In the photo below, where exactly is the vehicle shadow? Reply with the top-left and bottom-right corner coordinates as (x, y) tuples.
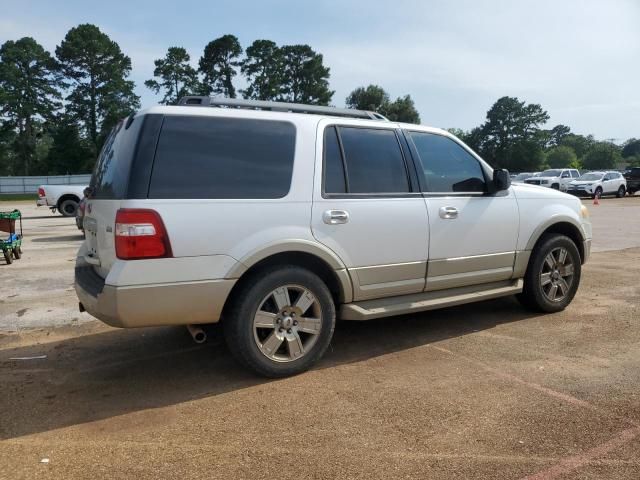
(31, 234), (84, 243)
(0, 296), (542, 440)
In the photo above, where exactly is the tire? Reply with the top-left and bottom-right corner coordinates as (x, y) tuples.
(12, 247), (21, 260)
(551, 183), (560, 190)
(59, 198), (78, 217)
(593, 187), (603, 199)
(517, 233), (581, 313)
(223, 266), (336, 378)
(3, 249), (13, 265)
(616, 185), (625, 198)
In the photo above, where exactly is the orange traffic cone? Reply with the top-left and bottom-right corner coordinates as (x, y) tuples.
(593, 192), (600, 205)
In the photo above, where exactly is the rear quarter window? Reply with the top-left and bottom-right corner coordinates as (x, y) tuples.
(90, 116), (144, 199)
(149, 116), (296, 199)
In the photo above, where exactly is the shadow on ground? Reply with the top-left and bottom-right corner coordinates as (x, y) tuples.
(0, 296), (543, 440)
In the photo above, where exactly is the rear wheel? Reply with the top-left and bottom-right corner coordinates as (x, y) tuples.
(59, 198), (78, 217)
(12, 247), (21, 260)
(616, 185), (626, 198)
(223, 266), (336, 377)
(3, 249), (12, 264)
(517, 234), (581, 312)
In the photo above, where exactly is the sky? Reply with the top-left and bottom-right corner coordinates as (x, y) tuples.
(2, 0), (639, 140)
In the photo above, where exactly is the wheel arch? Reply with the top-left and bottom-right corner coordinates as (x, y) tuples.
(222, 243), (353, 321)
(526, 220), (586, 264)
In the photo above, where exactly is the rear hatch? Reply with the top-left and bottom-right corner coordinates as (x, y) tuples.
(82, 115), (148, 279)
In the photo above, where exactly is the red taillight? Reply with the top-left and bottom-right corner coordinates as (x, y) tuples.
(38, 187), (45, 198)
(114, 209), (172, 260)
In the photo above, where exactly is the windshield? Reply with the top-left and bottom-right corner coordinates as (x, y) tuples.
(540, 169), (562, 177)
(579, 173), (603, 181)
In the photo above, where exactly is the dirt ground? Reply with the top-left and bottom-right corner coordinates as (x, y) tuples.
(1, 197), (639, 479)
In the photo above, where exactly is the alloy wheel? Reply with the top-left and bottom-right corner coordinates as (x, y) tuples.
(252, 284), (323, 362)
(540, 247), (575, 302)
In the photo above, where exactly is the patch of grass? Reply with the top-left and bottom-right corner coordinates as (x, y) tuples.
(0, 194), (37, 201)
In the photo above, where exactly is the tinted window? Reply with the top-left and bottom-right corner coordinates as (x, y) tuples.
(149, 116), (296, 199)
(323, 127), (346, 194)
(91, 116), (143, 199)
(571, 170), (580, 178)
(337, 127), (409, 194)
(409, 132), (486, 192)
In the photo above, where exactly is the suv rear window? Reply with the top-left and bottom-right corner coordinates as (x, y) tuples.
(149, 116), (296, 199)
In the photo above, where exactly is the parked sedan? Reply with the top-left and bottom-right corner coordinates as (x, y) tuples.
(567, 171), (627, 198)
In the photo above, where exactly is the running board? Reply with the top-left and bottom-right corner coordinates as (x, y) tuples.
(339, 279), (523, 321)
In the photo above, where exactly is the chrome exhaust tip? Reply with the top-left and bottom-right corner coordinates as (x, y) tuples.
(186, 324), (207, 344)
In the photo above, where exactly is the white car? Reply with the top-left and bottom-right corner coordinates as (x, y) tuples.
(74, 97), (592, 377)
(37, 184), (88, 217)
(567, 171), (627, 199)
(524, 168), (581, 191)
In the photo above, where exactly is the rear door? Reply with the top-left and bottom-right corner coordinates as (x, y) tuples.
(406, 130), (519, 291)
(311, 122), (429, 301)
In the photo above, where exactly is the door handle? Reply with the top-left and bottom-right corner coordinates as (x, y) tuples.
(323, 209), (349, 225)
(439, 206), (459, 219)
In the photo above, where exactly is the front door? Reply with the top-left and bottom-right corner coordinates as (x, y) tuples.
(406, 130), (519, 291)
(311, 122), (429, 301)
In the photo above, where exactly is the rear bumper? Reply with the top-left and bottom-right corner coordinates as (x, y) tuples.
(75, 261), (236, 328)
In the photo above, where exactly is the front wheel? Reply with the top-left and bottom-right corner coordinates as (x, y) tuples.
(517, 234), (581, 313)
(3, 249), (13, 265)
(223, 266), (336, 377)
(593, 187), (603, 199)
(616, 185), (626, 198)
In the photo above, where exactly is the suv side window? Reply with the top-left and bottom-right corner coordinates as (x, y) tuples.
(323, 126), (410, 194)
(571, 170), (580, 178)
(408, 131), (486, 193)
(603, 173), (613, 180)
(149, 116), (296, 199)
(561, 170), (570, 178)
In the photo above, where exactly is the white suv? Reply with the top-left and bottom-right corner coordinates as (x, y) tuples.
(567, 171), (627, 199)
(75, 97), (592, 377)
(524, 168), (581, 191)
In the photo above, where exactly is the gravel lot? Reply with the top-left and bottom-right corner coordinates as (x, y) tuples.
(1, 196), (639, 479)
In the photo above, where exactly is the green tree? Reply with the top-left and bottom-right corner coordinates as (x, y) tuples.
(346, 85), (420, 123)
(199, 34), (242, 98)
(385, 95), (420, 123)
(622, 138), (640, 158)
(582, 142), (621, 170)
(558, 133), (595, 159)
(545, 124), (571, 147)
(56, 24), (140, 153)
(241, 40), (283, 100)
(546, 145), (578, 168)
(279, 45), (333, 105)
(0, 37), (62, 175)
(145, 47), (201, 105)
(346, 85), (389, 111)
(46, 115), (94, 173)
(478, 96), (549, 170)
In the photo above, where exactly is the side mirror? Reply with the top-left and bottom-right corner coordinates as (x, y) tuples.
(493, 169), (511, 192)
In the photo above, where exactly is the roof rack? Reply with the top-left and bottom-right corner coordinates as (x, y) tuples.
(177, 96), (388, 121)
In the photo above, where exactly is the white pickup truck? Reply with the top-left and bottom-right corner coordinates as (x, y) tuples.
(37, 184), (87, 217)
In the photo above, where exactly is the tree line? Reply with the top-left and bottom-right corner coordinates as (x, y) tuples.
(0, 24), (637, 176)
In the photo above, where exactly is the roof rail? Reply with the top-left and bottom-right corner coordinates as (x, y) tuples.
(177, 96), (388, 121)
